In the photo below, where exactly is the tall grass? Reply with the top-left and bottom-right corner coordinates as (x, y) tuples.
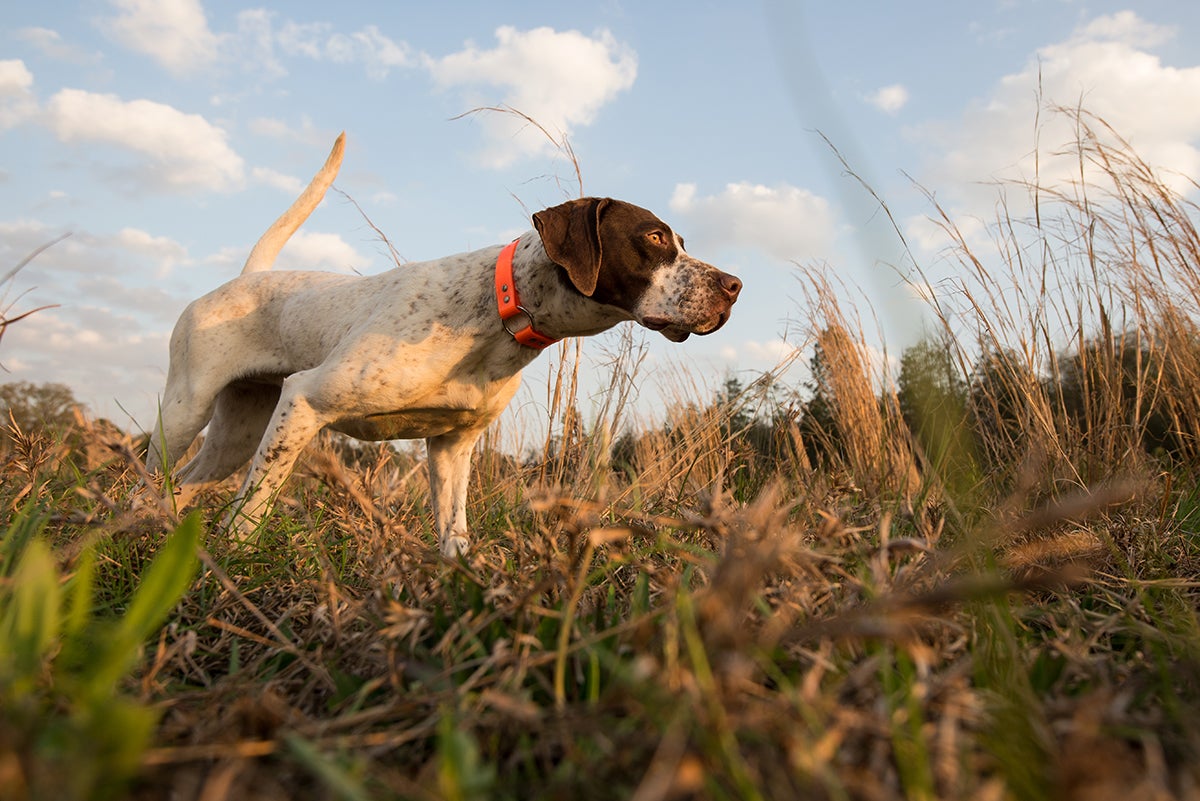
(1, 108), (1199, 799)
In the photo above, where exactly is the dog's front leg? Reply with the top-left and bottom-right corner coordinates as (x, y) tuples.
(225, 377), (330, 535)
(427, 428), (485, 557)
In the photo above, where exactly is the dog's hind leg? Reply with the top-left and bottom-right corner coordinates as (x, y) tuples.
(146, 378), (219, 476)
(171, 382), (282, 509)
(224, 372), (333, 534)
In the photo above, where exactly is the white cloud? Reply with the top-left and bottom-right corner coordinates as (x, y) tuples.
(275, 230), (368, 273)
(868, 83), (909, 114)
(0, 219), (198, 426)
(0, 60), (33, 94)
(252, 166), (304, 194)
(43, 89), (244, 192)
(0, 220), (190, 285)
(113, 228), (189, 276)
(102, 0), (220, 75)
(93, 14), (631, 167)
(249, 117), (294, 139)
(273, 20), (325, 60)
(332, 26), (409, 78)
(17, 27), (102, 65)
(277, 20), (410, 79)
(203, 245), (244, 271)
(0, 217), (59, 245)
(223, 9), (286, 82)
(719, 338), (800, 365)
(100, 2), (413, 83)
(1, 308), (171, 429)
(424, 26), (637, 168)
(669, 181), (837, 263)
(913, 10), (1200, 223)
(1076, 10), (1172, 48)
(248, 115), (323, 145)
(205, 231), (368, 274)
(0, 60), (36, 129)
(902, 213), (987, 257)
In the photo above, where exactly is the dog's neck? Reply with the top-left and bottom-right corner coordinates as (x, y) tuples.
(505, 232), (634, 342)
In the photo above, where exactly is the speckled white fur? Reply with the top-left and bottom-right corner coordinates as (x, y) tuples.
(145, 136), (738, 556)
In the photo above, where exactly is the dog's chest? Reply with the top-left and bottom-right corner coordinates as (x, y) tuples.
(328, 370), (523, 442)
(332, 407), (484, 440)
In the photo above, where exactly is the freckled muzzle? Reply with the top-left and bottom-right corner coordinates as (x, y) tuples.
(641, 261), (742, 342)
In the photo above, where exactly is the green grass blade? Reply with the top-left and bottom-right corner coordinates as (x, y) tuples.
(284, 734), (372, 801)
(1, 538), (61, 681)
(88, 512), (200, 696)
(0, 503), (47, 577)
(64, 547), (95, 639)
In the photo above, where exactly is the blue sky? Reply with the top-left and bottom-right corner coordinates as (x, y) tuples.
(4, 1), (1200, 439)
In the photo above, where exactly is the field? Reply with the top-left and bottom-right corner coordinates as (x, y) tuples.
(3, 111), (1200, 800)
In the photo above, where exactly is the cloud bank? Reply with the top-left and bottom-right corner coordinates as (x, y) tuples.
(44, 89), (244, 191)
(93, 2), (635, 168)
(424, 26), (637, 168)
(915, 11), (1200, 214)
(670, 181), (836, 263)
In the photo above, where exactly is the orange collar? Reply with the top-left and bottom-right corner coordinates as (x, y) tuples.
(495, 239), (560, 349)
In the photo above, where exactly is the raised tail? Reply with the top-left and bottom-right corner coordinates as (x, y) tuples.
(241, 132), (346, 274)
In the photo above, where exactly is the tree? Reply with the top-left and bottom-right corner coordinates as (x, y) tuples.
(0, 381), (81, 434)
(895, 337), (977, 498)
(717, 375), (755, 439)
(896, 338), (967, 440)
(967, 346), (1039, 472)
(797, 335), (844, 466)
(1053, 331), (1184, 462)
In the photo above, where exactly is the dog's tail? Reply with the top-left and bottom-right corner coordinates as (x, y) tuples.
(242, 132), (346, 275)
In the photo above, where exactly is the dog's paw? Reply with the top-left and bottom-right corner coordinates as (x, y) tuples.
(128, 480), (177, 519)
(219, 507), (262, 543)
(128, 482), (158, 512)
(440, 534), (469, 559)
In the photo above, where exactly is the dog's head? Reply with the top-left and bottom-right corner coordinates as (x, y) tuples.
(532, 197), (741, 342)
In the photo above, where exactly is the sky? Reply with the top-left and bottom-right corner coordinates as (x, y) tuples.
(4, 0), (1200, 442)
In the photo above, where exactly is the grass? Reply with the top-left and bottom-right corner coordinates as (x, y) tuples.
(3, 107), (1200, 799)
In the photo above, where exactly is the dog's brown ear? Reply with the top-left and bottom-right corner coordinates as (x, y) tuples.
(532, 198), (610, 296)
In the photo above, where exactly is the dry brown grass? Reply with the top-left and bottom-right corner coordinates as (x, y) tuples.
(3, 106), (1200, 800)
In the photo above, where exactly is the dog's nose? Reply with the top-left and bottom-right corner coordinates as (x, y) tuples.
(718, 271), (742, 301)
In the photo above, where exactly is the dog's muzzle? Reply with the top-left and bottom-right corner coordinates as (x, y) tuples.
(643, 269), (741, 342)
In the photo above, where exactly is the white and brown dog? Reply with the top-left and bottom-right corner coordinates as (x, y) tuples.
(146, 133), (741, 555)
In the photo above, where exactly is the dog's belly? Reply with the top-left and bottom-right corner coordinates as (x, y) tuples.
(331, 408), (485, 441)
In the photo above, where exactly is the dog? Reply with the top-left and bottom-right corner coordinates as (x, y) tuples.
(146, 133), (741, 555)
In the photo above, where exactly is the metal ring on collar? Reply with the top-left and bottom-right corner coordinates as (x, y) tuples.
(501, 306), (537, 337)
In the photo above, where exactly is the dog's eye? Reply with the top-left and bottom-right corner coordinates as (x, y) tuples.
(646, 231), (666, 246)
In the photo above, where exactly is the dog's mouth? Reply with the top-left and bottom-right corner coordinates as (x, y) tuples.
(641, 316), (689, 342)
(642, 310), (730, 342)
